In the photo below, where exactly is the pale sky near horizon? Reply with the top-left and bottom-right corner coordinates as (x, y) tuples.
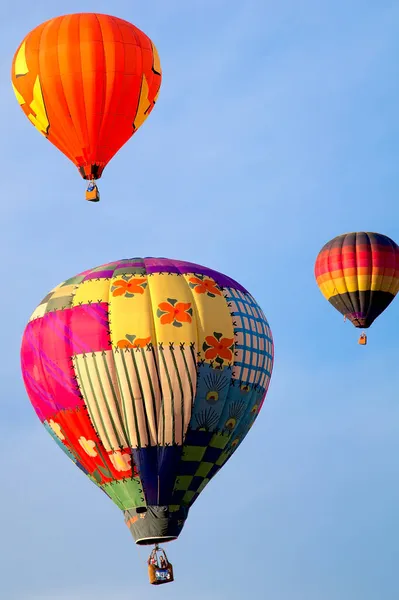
(1, 1), (399, 599)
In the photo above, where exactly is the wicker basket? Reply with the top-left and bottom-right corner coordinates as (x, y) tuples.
(147, 547), (174, 585)
(85, 184), (100, 202)
(148, 562), (174, 585)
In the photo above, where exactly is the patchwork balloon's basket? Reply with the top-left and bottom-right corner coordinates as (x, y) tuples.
(148, 564), (174, 585)
(147, 546), (174, 585)
(358, 332), (367, 345)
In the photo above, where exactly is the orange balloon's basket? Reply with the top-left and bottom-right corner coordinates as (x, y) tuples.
(86, 182), (100, 202)
(358, 332), (367, 345)
(148, 546), (174, 585)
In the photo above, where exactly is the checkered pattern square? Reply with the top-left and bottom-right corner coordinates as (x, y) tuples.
(62, 274), (88, 286)
(171, 430), (231, 506)
(30, 283), (77, 321)
(224, 288), (273, 390)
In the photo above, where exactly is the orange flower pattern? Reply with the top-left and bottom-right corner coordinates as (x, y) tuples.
(203, 332), (234, 366)
(189, 275), (222, 297)
(157, 298), (193, 328)
(111, 276), (147, 298)
(117, 334), (152, 349)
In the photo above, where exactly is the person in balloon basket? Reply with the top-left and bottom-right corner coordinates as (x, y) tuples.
(149, 555), (158, 567)
(159, 555), (167, 569)
(148, 553), (167, 569)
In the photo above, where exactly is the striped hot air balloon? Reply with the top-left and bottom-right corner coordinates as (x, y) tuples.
(314, 232), (399, 344)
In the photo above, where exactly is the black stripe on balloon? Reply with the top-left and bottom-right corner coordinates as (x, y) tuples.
(328, 290), (395, 328)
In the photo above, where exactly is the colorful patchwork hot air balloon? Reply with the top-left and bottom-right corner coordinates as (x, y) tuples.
(20, 257), (274, 582)
(314, 232), (399, 344)
(11, 13), (161, 202)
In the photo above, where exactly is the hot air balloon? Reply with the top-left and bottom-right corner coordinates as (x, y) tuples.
(21, 257), (274, 584)
(314, 232), (399, 344)
(11, 13), (162, 202)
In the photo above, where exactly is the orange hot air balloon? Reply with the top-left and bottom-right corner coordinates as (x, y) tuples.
(11, 13), (162, 202)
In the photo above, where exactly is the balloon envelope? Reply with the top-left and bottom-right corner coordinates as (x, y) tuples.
(315, 231), (399, 328)
(11, 13), (161, 180)
(21, 257), (274, 545)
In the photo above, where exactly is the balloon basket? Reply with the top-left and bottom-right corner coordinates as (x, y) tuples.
(86, 182), (100, 202)
(358, 333), (367, 345)
(148, 545), (174, 585)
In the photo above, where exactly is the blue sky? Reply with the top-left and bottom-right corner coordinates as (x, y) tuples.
(1, 0), (399, 598)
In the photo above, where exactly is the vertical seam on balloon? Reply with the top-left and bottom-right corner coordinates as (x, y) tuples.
(249, 294), (263, 384)
(129, 349), (152, 444)
(120, 351), (142, 446)
(141, 346), (158, 446)
(326, 236), (353, 320)
(131, 26), (144, 131)
(386, 237), (397, 295)
(55, 15), (87, 167)
(105, 17), (129, 158)
(36, 312), (56, 419)
(143, 259), (165, 447)
(61, 14), (90, 167)
(150, 338), (164, 442)
(35, 19), (78, 162)
(368, 232), (374, 326)
(353, 231), (362, 322)
(259, 301), (274, 387)
(153, 263), (195, 507)
(77, 14), (91, 166)
(384, 237), (394, 295)
(255, 308), (273, 391)
(340, 234), (354, 317)
(315, 246), (332, 301)
(364, 232), (372, 323)
(96, 14), (116, 157)
(347, 233), (361, 325)
(91, 352), (124, 447)
(380, 235), (395, 319)
(140, 351), (158, 442)
(113, 353), (134, 444)
(141, 259), (166, 506)
(159, 345), (175, 444)
(106, 263), (146, 505)
(101, 353), (129, 446)
(364, 232), (374, 325)
(175, 265), (200, 440)
(115, 19), (139, 139)
(62, 282), (95, 470)
(78, 355), (113, 450)
(221, 291), (262, 440)
(179, 345), (195, 435)
(93, 14), (108, 165)
(170, 266), (202, 507)
(169, 346), (185, 442)
(393, 242), (399, 295)
(323, 244), (338, 302)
